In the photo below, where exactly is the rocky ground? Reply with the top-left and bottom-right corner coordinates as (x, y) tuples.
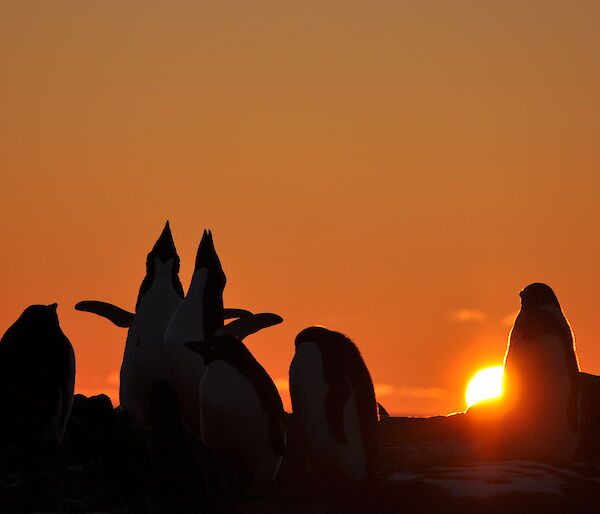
(2, 378), (600, 513)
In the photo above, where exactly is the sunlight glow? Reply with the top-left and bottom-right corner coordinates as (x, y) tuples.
(466, 366), (504, 408)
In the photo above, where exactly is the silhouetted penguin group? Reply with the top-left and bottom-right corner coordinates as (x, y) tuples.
(0, 222), (593, 502)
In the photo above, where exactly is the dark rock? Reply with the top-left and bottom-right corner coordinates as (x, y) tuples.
(2, 386), (600, 513)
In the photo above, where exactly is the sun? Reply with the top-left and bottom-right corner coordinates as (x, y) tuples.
(465, 366), (504, 408)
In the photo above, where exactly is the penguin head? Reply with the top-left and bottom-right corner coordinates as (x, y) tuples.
(151, 221), (178, 263)
(295, 326), (349, 348)
(519, 283), (561, 309)
(193, 229), (226, 337)
(20, 303), (59, 324)
(195, 230), (224, 280)
(184, 334), (242, 365)
(2, 303), (61, 343)
(136, 221), (185, 309)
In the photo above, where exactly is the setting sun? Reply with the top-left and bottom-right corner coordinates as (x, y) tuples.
(465, 366), (504, 408)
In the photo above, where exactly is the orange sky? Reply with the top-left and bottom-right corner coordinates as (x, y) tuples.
(1, 1), (599, 415)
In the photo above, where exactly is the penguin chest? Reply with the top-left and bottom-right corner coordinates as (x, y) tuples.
(120, 287), (181, 427)
(504, 333), (578, 462)
(0, 343), (75, 445)
(123, 284), (182, 376)
(163, 302), (208, 435)
(290, 343), (366, 481)
(199, 361), (278, 478)
(122, 305), (176, 382)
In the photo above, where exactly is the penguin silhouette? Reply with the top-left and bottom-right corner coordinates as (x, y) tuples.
(78, 221), (185, 433)
(0, 304), (75, 447)
(76, 225), (281, 437)
(289, 327), (378, 485)
(185, 334), (286, 480)
(502, 283), (580, 463)
(164, 230), (282, 437)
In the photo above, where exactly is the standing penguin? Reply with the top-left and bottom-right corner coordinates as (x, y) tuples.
(502, 283), (580, 463)
(289, 327), (378, 485)
(163, 230), (282, 437)
(0, 304), (75, 447)
(77, 221), (185, 433)
(163, 229), (224, 436)
(76, 225), (281, 437)
(185, 335), (286, 480)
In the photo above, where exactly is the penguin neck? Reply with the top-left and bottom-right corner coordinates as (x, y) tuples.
(185, 267), (209, 303)
(138, 257), (183, 308)
(145, 269), (176, 298)
(538, 303), (562, 314)
(152, 269), (174, 289)
(540, 304), (574, 338)
(524, 303), (567, 323)
(182, 267), (225, 339)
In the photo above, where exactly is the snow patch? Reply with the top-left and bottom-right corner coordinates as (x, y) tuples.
(385, 461), (571, 498)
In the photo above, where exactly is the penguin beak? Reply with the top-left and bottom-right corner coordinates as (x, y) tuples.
(49, 303), (58, 311)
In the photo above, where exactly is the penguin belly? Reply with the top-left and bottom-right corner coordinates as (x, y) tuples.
(199, 361), (281, 480)
(49, 347), (75, 444)
(120, 283), (182, 432)
(290, 342), (366, 482)
(41, 386), (65, 444)
(503, 333), (578, 463)
(163, 301), (207, 437)
(40, 340), (75, 444)
(1, 354), (74, 446)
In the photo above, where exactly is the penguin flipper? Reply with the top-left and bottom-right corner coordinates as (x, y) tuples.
(217, 313), (283, 340)
(325, 378), (351, 443)
(223, 308), (253, 320)
(75, 301), (135, 328)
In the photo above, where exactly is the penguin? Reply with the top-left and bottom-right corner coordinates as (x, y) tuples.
(0, 304), (75, 447)
(289, 326), (378, 485)
(163, 230), (282, 437)
(502, 283), (580, 463)
(118, 221), (184, 433)
(185, 334), (286, 480)
(77, 221), (185, 433)
(75, 225), (281, 437)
